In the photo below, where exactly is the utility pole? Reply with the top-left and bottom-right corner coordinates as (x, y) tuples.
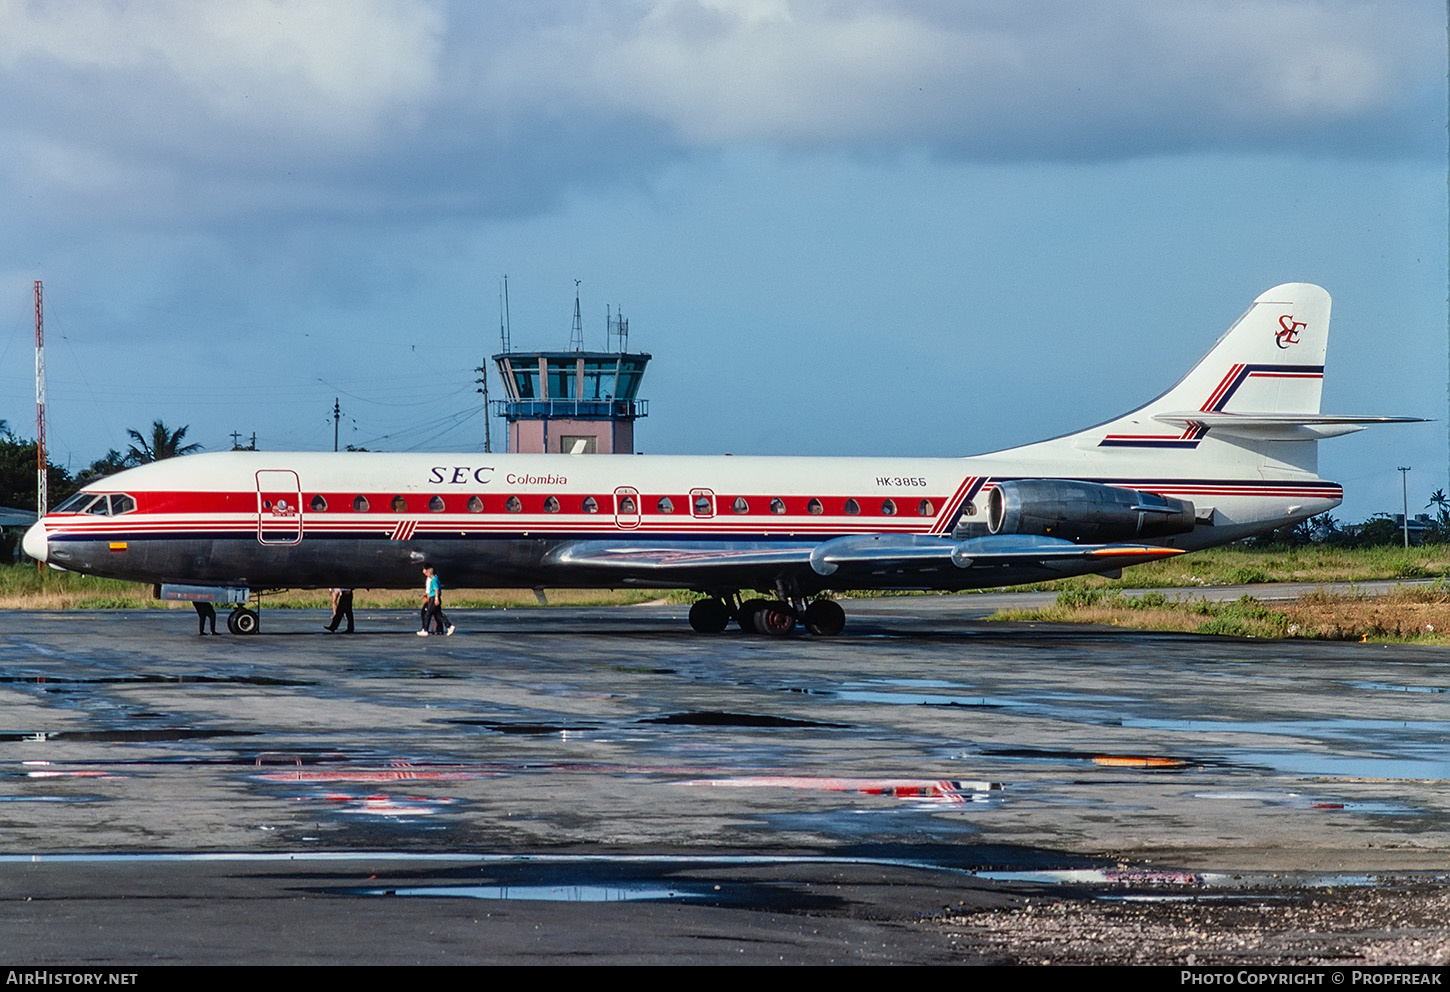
(333, 398), (341, 452)
(34, 281), (47, 546)
(1398, 466), (1412, 548)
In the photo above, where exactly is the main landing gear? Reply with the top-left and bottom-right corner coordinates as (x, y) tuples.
(226, 607), (259, 635)
(688, 593), (846, 637)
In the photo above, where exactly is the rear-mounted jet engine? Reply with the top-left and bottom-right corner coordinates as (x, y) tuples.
(986, 479), (1195, 543)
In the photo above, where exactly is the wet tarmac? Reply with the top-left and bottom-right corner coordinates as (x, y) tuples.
(0, 599), (1447, 964)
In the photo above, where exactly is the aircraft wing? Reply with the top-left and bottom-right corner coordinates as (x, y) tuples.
(548, 534), (1181, 586)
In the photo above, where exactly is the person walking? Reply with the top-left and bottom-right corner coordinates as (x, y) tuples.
(417, 565), (454, 636)
(325, 587), (354, 633)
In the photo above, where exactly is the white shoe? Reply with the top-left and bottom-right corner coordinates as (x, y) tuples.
(446, 625), (456, 636)
(416, 629), (428, 636)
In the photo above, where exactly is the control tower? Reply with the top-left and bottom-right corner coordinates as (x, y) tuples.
(491, 286), (651, 454)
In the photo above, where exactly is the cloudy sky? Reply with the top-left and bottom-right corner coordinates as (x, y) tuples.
(0, 0), (1443, 519)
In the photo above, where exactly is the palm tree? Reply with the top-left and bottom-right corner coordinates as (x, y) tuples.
(125, 421), (202, 464)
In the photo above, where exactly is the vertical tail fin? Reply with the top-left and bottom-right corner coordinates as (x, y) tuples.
(1103, 283), (1330, 445)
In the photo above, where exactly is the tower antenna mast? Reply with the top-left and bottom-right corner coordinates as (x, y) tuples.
(34, 280), (47, 525)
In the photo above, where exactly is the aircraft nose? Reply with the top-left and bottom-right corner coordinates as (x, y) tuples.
(22, 521), (47, 563)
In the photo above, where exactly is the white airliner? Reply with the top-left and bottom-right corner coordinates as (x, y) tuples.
(23, 283), (1417, 635)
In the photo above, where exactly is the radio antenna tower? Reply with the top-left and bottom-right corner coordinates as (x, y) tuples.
(569, 279), (584, 350)
(33, 280), (47, 526)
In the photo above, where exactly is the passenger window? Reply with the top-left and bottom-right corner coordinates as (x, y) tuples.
(582, 496), (599, 513)
(111, 494), (136, 515)
(353, 495), (371, 512)
(657, 496), (674, 514)
(467, 495), (484, 513)
(844, 498), (860, 515)
(505, 496), (522, 513)
(917, 499), (934, 516)
(619, 496), (637, 514)
(310, 495), (328, 512)
(428, 496), (445, 512)
(544, 496), (560, 513)
(807, 498), (823, 515)
(693, 495), (712, 514)
(770, 498), (786, 514)
(881, 499), (897, 516)
(731, 497), (749, 514)
(391, 496), (407, 512)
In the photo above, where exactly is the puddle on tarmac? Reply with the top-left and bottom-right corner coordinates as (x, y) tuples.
(1232, 751), (1450, 781)
(358, 882), (717, 902)
(0, 673), (314, 687)
(1122, 716), (1449, 740)
(0, 728), (257, 743)
(1342, 681), (1447, 695)
(444, 719), (602, 735)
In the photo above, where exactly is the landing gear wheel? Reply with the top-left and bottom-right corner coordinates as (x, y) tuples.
(228, 608), (259, 635)
(804, 599), (846, 636)
(753, 602), (797, 637)
(737, 598), (770, 633)
(688, 598), (730, 633)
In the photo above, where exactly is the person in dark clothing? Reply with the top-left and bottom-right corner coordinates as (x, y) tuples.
(193, 600), (217, 635)
(325, 587), (354, 633)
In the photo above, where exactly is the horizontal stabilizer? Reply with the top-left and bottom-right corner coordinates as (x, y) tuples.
(1153, 411), (1426, 440)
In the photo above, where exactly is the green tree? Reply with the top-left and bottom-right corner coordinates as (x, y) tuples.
(76, 449), (133, 486)
(125, 421), (202, 464)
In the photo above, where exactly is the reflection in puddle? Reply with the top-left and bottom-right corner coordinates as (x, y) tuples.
(361, 883), (713, 902)
(1342, 681), (1447, 695)
(1232, 751), (1450, 781)
(684, 775), (1000, 803)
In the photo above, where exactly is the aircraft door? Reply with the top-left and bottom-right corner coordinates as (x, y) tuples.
(613, 486), (641, 529)
(257, 470), (303, 545)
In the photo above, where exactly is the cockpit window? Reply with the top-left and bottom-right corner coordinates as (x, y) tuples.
(63, 492), (136, 516)
(54, 492), (96, 513)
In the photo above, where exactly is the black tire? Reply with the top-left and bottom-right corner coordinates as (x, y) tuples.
(737, 598), (770, 633)
(688, 599), (730, 633)
(753, 602), (796, 637)
(231, 609), (259, 635)
(804, 599), (846, 636)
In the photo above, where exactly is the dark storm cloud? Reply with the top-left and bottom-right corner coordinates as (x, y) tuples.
(0, 0), (1438, 241)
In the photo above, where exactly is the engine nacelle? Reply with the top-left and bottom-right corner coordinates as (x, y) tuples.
(985, 479), (1195, 543)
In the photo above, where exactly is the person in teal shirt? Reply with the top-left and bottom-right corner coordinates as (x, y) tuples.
(418, 564), (455, 636)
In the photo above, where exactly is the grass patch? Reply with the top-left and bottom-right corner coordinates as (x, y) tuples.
(998, 544), (1450, 593)
(991, 582), (1450, 643)
(0, 565), (673, 611)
